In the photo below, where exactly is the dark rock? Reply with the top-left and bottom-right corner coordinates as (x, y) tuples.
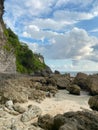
(88, 95), (98, 111)
(73, 72), (88, 90)
(46, 77), (57, 86)
(38, 114), (53, 130)
(86, 74), (98, 95)
(38, 111), (98, 130)
(34, 66), (53, 77)
(53, 114), (67, 130)
(50, 75), (71, 89)
(68, 84), (81, 95)
(54, 70), (60, 75)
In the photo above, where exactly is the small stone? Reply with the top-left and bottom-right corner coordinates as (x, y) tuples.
(5, 100), (13, 110)
(21, 105), (42, 122)
(13, 104), (26, 114)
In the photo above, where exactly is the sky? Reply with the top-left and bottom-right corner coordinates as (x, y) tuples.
(3, 0), (98, 72)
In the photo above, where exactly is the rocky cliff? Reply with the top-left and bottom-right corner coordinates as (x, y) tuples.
(0, 0), (16, 73)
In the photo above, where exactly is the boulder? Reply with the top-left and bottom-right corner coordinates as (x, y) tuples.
(88, 95), (98, 111)
(73, 72), (88, 90)
(13, 103), (26, 114)
(38, 114), (53, 130)
(28, 89), (46, 102)
(38, 111), (98, 130)
(54, 70), (60, 75)
(86, 74), (98, 95)
(53, 114), (67, 130)
(0, 77), (33, 103)
(68, 84), (81, 95)
(51, 75), (71, 89)
(5, 100), (13, 110)
(2, 87), (28, 103)
(34, 66), (52, 77)
(21, 105), (42, 122)
(46, 77), (57, 86)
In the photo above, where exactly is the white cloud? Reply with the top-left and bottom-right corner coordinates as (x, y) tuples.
(26, 27), (98, 62)
(28, 25), (40, 32)
(90, 28), (98, 33)
(53, 10), (94, 23)
(23, 31), (31, 37)
(45, 59), (98, 72)
(55, 0), (94, 8)
(4, 0), (98, 33)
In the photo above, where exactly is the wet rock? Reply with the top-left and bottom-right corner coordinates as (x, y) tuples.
(21, 105), (42, 122)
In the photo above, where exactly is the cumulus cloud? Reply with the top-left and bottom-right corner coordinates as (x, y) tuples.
(26, 27), (98, 62)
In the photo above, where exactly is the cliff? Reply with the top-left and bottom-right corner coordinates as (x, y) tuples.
(0, 0), (16, 73)
(0, 0), (52, 74)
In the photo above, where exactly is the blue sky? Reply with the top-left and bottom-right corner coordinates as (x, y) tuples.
(3, 0), (98, 72)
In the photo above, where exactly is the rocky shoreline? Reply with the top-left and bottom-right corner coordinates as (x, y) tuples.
(0, 72), (98, 129)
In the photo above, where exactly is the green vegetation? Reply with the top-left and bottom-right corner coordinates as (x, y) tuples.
(4, 28), (46, 73)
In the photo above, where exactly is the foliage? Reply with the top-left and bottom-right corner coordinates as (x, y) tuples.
(4, 28), (46, 73)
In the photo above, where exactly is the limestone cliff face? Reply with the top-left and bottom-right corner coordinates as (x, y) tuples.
(0, 0), (16, 73)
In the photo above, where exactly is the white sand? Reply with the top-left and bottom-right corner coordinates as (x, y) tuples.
(21, 90), (91, 116)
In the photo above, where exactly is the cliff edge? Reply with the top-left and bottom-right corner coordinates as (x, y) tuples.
(0, 0), (16, 73)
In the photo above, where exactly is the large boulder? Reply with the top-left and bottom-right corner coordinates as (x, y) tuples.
(73, 72), (88, 90)
(68, 84), (81, 95)
(38, 111), (98, 130)
(88, 95), (98, 111)
(86, 74), (98, 95)
(51, 75), (71, 89)
(38, 114), (53, 130)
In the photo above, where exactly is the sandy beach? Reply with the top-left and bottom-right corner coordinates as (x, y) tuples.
(20, 90), (91, 116)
